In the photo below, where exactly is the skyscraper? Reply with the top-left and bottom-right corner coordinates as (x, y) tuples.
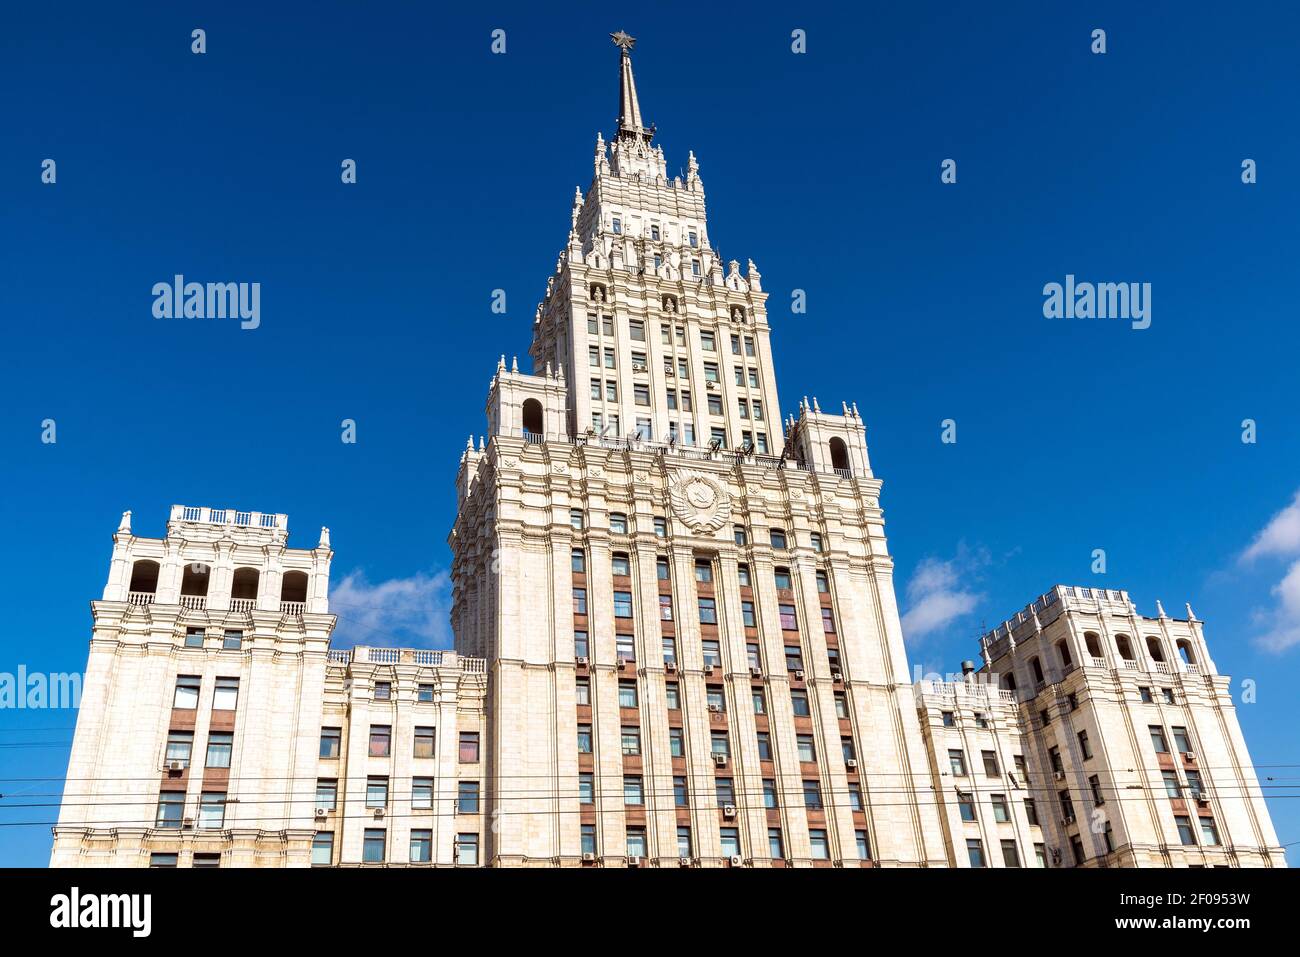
(451, 33), (948, 866)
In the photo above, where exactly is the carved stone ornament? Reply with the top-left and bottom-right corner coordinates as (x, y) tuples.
(669, 471), (731, 532)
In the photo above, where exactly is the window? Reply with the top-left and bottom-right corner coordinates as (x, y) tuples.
(633, 383), (650, 407)
(610, 513), (628, 534)
(1163, 687), (1175, 704)
(418, 683), (434, 703)
(1078, 730), (1092, 760)
(1162, 769), (1182, 798)
(791, 689), (811, 717)
(198, 792), (225, 829)
(1200, 818), (1220, 846)
(205, 732), (232, 769)
(363, 829), (386, 863)
(412, 778), (433, 810)
(834, 692), (849, 719)
(1035, 843), (1048, 868)
(805, 829), (828, 860)
(653, 516), (668, 538)
(414, 727), (436, 759)
(173, 675), (201, 709)
(770, 529), (787, 549)
(700, 330), (715, 351)
(991, 794), (1010, 822)
(630, 318), (646, 341)
(1049, 747), (1063, 774)
(1139, 686), (1153, 703)
(702, 640), (721, 667)
(691, 259), (701, 276)
(459, 732), (480, 763)
(1025, 798), (1039, 826)
(707, 688), (726, 713)
(737, 564), (751, 587)
(1091, 774), (1105, 806)
(656, 557), (670, 582)
(184, 627), (204, 648)
(622, 726), (641, 755)
(373, 681), (391, 701)
(211, 677), (238, 711)
(623, 776), (645, 806)
(698, 597), (717, 624)
(155, 791), (184, 829)
(604, 348), (615, 369)
(1172, 727), (1192, 754)
(222, 629), (243, 650)
(949, 750), (968, 777)
(821, 607), (837, 634)
(320, 727), (341, 759)
(1001, 840), (1021, 868)
(779, 605), (798, 630)
(1103, 821), (1115, 854)
(574, 631), (589, 657)
(773, 568), (792, 590)
(1175, 815), (1196, 846)
(665, 682), (681, 710)
(581, 825), (596, 856)
(571, 549), (586, 573)
(570, 509), (584, 530)
(761, 779), (778, 809)
(577, 724), (593, 753)
(165, 731), (193, 767)
(784, 645), (804, 672)
(941, 711), (955, 728)
(694, 559), (713, 583)
(733, 525), (748, 546)
(626, 828), (647, 859)
(741, 601), (756, 628)
(848, 782), (864, 811)
(150, 853), (179, 868)
(366, 777), (388, 808)
(768, 828), (784, 859)
(369, 725), (391, 757)
(719, 827), (741, 859)
(708, 394), (723, 415)
(310, 833), (333, 866)
(958, 792), (976, 822)
(410, 830), (432, 863)
(802, 779), (823, 810)
(689, 230), (698, 247)
(676, 826), (693, 859)
(756, 732), (772, 761)
(458, 780), (480, 814)
(669, 727), (685, 757)
(612, 217), (622, 234)
(1149, 726), (1169, 754)
(711, 732), (731, 758)
(810, 532), (823, 552)
(1186, 770), (1204, 799)
(752, 689), (766, 714)
(796, 734), (816, 762)
(611, 553), (631, 577)
(982, 750), (999, 777)
(579, 772), (594, 804)
(618, 681), (638, 709)
(967, 839), (986, 868)
(616, 634), (635, 661)
(1060, 790), (1075, 822)
(611, 591), (633, 619)
(856, 831), (872, 861)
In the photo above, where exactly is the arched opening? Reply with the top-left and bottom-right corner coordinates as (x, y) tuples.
(1056, 640), (1072, 668)
(231, 567), (260, 608)
(1030, 656), (1045, 684)
(1176, 639), (1196, 666)
(1145, 636), (1165, 662)
(128, 560), (159, 601)
(1001, 672), (1018, 692)
(829, 437), (850, 473)
(280, 571), (309, 605)
(180, 563), (210, 608)
(1115, 634), (1135, 661)
(522, 399), (544, 438)
(1084, 631), (1102, 658)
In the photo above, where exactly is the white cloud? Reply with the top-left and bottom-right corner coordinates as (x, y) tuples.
(1241, 489), (1300, 563)
(900, 551), (984, 643)
(1254, 559), (1300, 653)
(329, 568), (453, 649)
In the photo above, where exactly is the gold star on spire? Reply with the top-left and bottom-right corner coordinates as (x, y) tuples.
(610, 30), (636, 52)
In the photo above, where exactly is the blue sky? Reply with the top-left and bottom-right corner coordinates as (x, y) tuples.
(2, 2), (1299, 866)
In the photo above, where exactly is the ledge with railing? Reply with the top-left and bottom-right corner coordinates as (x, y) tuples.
(327, 645), (487, 674)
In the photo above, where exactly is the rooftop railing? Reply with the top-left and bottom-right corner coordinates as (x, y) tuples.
(329, 645), (487, 673)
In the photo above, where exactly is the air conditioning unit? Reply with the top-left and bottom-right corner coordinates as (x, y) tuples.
(665, 660), (678, 673)
(712, 753), (728, 767)
(576, 655), (590, 667)
(679, 856), (692, 867)
(706, 382), (719, 392)
(1061, 815), (1075, 826)
(749, 667), (762, 678)
(1184, 751), (1196, 761)
(831, 672), (843, 683)
(703, 664), (715, 675)
(729, 855), (743, 867)
(166, 760), (185, 772)
(723, 804), (737, 818)
(632, 364), (647, 373)
(182, 818), (194, 830)
(373, 808), (385, 819)
(627, 856), (643, 868)
(617, 657), (628, 670)
(794, 670), (805, 680)
(1053, 770), (1066, 781)
(581, 852), (596, 863)
(314, 807), (328, 819)
(664, 367), (675, 377)
(845, 758), (858, 769)
(707, 704), (723, 714)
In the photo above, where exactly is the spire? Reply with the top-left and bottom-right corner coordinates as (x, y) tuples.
(611, 31), (651, 141)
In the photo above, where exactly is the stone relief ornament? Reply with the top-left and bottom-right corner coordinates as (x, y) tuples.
(669, 471), (732, 532)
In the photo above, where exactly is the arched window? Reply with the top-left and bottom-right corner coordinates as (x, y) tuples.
(1115, 634), (1135, 661)
(1084, 631), (1102, 658)
(128, 560), (160, 598)
(181, 563), (211, 598)
(1001, 672), (1018, 692)
(1056, 640), (1072, 668)
(829, 437), (850, 472)
(1176, 639), (1196, 666)
(522, 399), (543, 438)
(1030, 656), (1045, 684)
(280, 571), (309, 604)
(232, 567), (260, 601)
(1145, 636), (1165, 662)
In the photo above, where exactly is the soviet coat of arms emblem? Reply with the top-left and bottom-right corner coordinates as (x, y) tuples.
(668, 471), (731, 532)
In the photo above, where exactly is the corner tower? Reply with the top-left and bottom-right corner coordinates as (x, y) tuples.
(451, 35), (946, 867)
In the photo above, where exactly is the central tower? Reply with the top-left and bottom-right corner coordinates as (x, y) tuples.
(450, 35), (945, 867)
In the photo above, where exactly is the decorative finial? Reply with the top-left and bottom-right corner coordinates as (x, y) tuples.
(498, 355), (506, 371)
(319, 526), (331, 548)
(511, 356), (518, 373)
(851, 402), (860, 418)
(1156, 599), (1168, 618)
(610, 30), (636, 52)
(1185, 601), (1197, 621)
(117, 510), (132, 533)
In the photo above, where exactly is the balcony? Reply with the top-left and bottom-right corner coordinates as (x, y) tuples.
(179, 595), (207, 611)
(279, 601), (306, 617)
(127, 591), (155, 606)
(229, 598), (256, 614)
